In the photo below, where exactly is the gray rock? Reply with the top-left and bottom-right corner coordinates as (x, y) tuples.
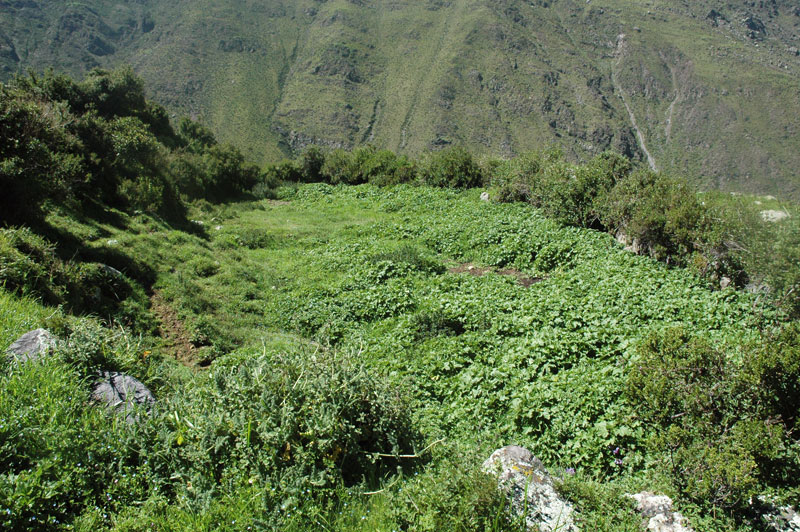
(5, 329), (57, 364)
(100, 264), (123, 278)
(627, 492), (693, 532)
(92, 371), (155, 423)
(616, 230), (642, 254)
(483, 446), (578, 532)
(764, 506), (800, 532)
(480, 191), (491, 202)
(756, 497), (800, 532)
(761, 210), (790, 223)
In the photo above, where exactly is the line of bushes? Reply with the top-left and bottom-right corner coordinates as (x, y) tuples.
(6, 68), (793, 317)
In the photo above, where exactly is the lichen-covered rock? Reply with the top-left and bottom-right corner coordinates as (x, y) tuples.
(91, 371), (155, 423)
(5, 328), (57, 364)
(483, 445), (578, 532)
(627, 492), (693, 532)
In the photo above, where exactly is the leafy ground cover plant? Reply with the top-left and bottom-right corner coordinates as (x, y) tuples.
(0, 171), (796, 530)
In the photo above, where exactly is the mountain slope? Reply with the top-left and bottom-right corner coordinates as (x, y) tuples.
(2, 0), (799, 197)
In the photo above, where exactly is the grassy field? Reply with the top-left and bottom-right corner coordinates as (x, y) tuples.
(3, 183), (794, 530)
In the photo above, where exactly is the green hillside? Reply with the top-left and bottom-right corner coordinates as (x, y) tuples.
(2, 0), (800, 197)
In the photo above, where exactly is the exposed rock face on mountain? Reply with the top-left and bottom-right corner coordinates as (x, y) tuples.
(2, 0), (800, 198)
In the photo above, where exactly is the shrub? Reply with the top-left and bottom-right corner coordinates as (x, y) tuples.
(368, 151), (417, 187)
(317, 145), (417, 186)
(298, 146), (326, 183)
(626, 326), (800, 509)
(320, 148), (354, 184)
(177, 117), (217, 152)
(600, 170), (714, 264)
(489, 150), (629, 228)
(0, 84), (85, 223)
(420, 145), (485, 189)
(202, 144), (262, 200)
(160, 346), (420, 510)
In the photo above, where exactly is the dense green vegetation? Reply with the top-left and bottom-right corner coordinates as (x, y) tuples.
(2, 1), (800, 197)
(2, 69), (800, 530)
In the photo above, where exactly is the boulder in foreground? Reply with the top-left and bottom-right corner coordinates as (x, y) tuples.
(483, 445), (578, 532)
(91, 371), (155, 424)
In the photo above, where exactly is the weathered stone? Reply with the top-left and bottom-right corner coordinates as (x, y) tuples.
(483, 446), (578, 532)
(480, 191), (490, 202)
(616, 230), (642, 254)
(100, 264), (123, 278)
(92, 371), (155, 423)
(5, 329), (57, 364)
(756, 497), (800, 532)
(761, 210), (790, 223)
(627, 492), (693, 532)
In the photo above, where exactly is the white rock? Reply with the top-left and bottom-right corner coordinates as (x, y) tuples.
(756, 496), (800, 531)
(761, 210), (790, 223)
(627, 492), (693, 532)
(483, 446), (579, 532)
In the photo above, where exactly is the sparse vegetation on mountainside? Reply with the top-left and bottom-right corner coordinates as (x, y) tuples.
(2, 69), (800, 531)
(2, 0), (800, 197)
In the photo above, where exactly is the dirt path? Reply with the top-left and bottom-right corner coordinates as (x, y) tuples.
(612, 34), (658, 171)
(150, 291), (202, 368)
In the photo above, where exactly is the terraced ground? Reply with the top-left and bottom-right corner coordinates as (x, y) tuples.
(3, 184), (791, 531)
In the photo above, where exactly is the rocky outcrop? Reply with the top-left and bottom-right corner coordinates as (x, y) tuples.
(483, 446), (578, 532)
(627, 492), (693, 532)
(743, 16), (767, 40)
(5, 328), (57, 364)
(91, 371), (155, 424)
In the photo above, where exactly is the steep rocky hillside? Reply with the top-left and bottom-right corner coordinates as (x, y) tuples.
(2, 0), (799, 197)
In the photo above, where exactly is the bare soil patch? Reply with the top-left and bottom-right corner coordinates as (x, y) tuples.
(448, 263), (543, 287)
(150, 291), (204, 368)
